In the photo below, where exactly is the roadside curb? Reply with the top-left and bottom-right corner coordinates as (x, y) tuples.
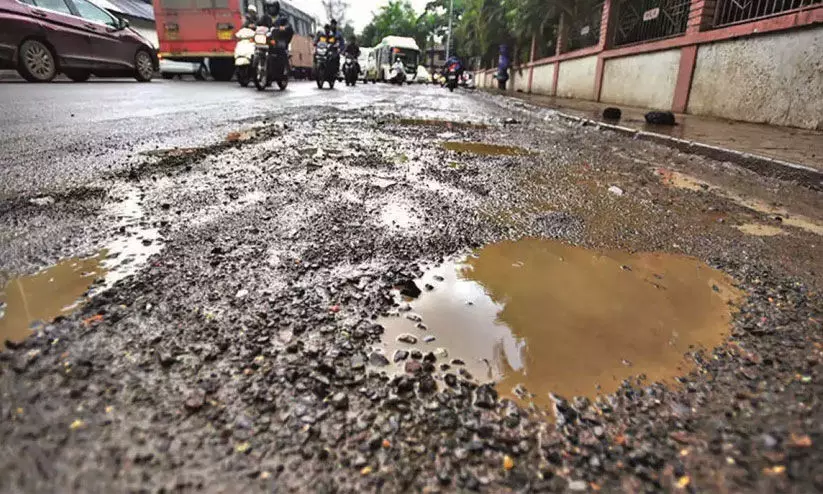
(485, 91), (823, 191)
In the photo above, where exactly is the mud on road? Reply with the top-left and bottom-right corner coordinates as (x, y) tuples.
(1, 86), (822, 493)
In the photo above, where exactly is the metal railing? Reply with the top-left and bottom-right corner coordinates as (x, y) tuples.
(613, 0), (691, 46)
(714, 0), (822, 27)
(564, 1), (605, 52)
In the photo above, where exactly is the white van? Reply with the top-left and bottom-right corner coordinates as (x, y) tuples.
(359, 47), (373, 83)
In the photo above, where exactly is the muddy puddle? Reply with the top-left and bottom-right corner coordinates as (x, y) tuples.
(657, 169), (823, 236)
(735, 223), (785, 237)
(442, 142), (533, 156)
(0, 255), (106, 349)
(377, 238), (742, 406)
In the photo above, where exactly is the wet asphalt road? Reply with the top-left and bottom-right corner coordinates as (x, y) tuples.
(1, 79), (823, 493)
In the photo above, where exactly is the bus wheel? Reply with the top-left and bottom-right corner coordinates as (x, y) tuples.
(210, 59), (234, 82)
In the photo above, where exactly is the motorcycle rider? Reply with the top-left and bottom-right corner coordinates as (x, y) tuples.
(255, 0), (293, 83)
(329, 18), (345, 53)
(243, 3), (258, 28)
(443, 54), (464, 81)
(344, 35), (361, 76)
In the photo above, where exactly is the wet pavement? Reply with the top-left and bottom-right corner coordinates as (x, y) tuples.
(1, 80), (822, 493)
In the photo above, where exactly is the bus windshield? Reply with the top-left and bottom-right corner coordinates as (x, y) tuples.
(392, 48), (418, 67)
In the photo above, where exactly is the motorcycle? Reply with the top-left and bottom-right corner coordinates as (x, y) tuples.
(234, 27), (256, 87)
(389, 61), (406, 85)
(446, 63), (460, 92)
(253, 25), (290, 92)
(343, 55), (358, 86)
(314, 40), (339, 89)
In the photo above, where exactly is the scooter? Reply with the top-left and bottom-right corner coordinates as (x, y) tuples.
(314, 40), (339, 89)
(446, 64), (459, 92)
(389, 61), (406, 85)
(343, 55), (358, 86)
(253, 26), (290, 91)
(234, 27), (255, 87)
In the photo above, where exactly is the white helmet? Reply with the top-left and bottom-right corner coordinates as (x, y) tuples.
(247, 4), (257, 12)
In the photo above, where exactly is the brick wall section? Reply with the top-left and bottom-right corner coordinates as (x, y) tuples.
(687, 0), (718, 33)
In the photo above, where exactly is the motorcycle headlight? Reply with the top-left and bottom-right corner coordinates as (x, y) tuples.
(254, 34), (267, 44)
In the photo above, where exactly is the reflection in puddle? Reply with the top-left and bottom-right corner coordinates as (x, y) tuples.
(735, 223), (784, 237)
(657, 169), (823, 236)
(0, 255), (106, 349)
(442, 142), (533, 156)
(378, 239), (742, 405)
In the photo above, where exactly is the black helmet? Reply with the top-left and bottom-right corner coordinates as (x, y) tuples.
(330, 18), (337, 27)
(323, 23), (331, 32)
(264, 0), (280, 16)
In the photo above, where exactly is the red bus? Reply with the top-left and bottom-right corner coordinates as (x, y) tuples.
(153, 0), (316, 81)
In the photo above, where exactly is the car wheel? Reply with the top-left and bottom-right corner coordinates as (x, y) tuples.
(134, 50), (154, 82)
(18, 39), (57, 82)
(65, 70), (90, 82)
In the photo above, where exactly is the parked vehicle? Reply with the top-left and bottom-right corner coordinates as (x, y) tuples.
(342, 54), (358, 86)
(313, 39), (338, 89)
(153, 0), (314, 81)
(0, 0), (157, 82)
(234, 27), (255, 87)
(364, 48), (378, 83)
(373, 36), (419, 83)
(358, 47), (372, 82)
(460, 71), (476, 89)
(253, 26), (289, 91)
(415, 65), (432, 84)
(159, 58), (204, 79)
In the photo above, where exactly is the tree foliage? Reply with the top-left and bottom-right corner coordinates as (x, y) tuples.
(361, 0), (602, 67)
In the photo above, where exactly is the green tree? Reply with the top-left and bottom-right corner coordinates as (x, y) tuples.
(360, 1), (423, 47)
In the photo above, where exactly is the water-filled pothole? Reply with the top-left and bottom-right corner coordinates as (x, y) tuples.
(0, 255), (106, 349)
(441, 142), (533, 156)
(377, 238), (742, 405)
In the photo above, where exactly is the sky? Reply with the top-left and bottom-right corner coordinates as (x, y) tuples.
(298, 0), (431, 32)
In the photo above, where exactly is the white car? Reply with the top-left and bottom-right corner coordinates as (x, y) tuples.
(415, 65), (432, 84)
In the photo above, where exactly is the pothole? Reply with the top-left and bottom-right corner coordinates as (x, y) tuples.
(441, 142), (534, 156)
(375, 238), (742, 407)
(735, 223), (785, 237)
(0, 254), (106, 349)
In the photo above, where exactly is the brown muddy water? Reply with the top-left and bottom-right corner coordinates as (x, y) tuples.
(0, 254), (105, 349)
(399, 119), (488, 130)
(377, 238), (742, 406)
(441, 142), (533, 156)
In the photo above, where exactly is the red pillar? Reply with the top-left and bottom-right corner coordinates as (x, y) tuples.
(673, 0), (716, 111)
(552, 13), (566, 96)
(593, 0), (614, 101)
(527, 36), (536, 93)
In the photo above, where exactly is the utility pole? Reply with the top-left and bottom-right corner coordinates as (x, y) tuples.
(445, 0), (453, 59)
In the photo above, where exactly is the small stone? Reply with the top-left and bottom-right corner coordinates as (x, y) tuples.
(393, 350), (409, 362)
(405, 313), (422, 322)
(69, 419), (85, 430)
(184, 389), (206, 411)
(397, 334), (418, 344)
(351, 354), (366, 369)
(444, 373), (458, 387)
(423, 335), (436, 343)
(451, 359), (465, 366)
(433, 348), (448, 359)
(415, 322), (428, 331)
(235, 442), (251, 454)
(235, 289), (249, 298)
(330, 392), (348, 410)
(608, 185), (624, 196)
(419, 374), (437, 393)
(433, 275), (445, 282)
(405, 360), (423, 374)
(568, 480), (587, 491)
(473, 384), (497, 409)
(397, 280), (422, 298)
(424, 284), (434, 291)
(411, 350), (423, 360)
(503, 455), (514, 471)
(369, 352), (390, 367)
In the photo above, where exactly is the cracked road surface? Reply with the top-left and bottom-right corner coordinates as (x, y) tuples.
(1, 80), (822, 493)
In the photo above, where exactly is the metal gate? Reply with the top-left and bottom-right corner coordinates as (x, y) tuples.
(612, 0), (691, 46)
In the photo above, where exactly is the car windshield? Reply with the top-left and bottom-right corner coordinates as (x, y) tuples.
(392, 49), (418, 66)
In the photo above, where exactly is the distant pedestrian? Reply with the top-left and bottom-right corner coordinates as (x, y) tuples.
(496, 44), (510, 90)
